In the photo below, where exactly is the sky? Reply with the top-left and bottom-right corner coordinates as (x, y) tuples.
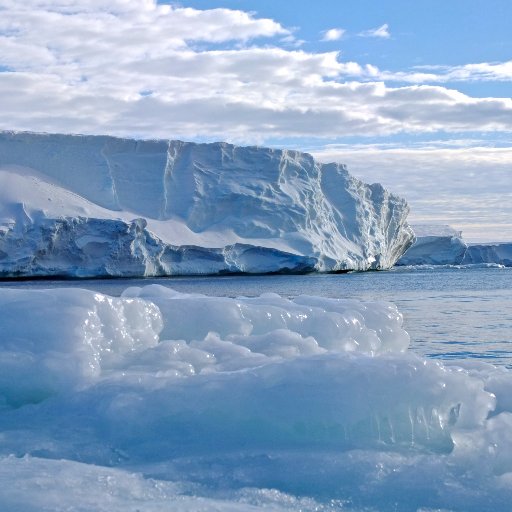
(0, 0), (511, 241)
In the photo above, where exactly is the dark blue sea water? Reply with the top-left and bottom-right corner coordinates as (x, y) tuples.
(2, 266), (511, 366)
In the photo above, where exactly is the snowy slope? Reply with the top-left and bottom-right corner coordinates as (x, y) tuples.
(0, 131), (414, 277)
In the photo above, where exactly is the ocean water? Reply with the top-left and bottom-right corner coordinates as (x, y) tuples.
(1, 266), (512, 512)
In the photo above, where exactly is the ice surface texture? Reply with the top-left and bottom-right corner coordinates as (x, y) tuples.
(1, 286), (512, 511)
(0, 131), (413, 277)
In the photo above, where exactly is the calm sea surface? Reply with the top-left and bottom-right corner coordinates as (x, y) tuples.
(2, 266), (511, 366)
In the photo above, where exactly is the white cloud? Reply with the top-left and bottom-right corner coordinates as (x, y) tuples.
(406, 60), (512, 83)
(0, 1), (510, 241)
(321, 28), (345, 42)
(350, 60), (512, 84)
(0, 2), (511, 143)
(359, 23), (390, 39)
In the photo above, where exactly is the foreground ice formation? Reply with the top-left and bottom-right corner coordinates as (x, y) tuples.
(1, 285), (512, 511)
(0, 131), (414, 277)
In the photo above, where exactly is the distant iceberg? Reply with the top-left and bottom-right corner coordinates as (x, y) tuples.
(462, 242), (512, 267)
(396, 225), (512, 267)
(396, 225), (467, 266)
(0, 131), (414, 278)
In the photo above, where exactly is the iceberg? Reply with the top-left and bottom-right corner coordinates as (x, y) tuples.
(0, 131), (413, 277)
(396, 225), (512, 267)
(463, 242), (512, 267)
(396, 224), (468, 266)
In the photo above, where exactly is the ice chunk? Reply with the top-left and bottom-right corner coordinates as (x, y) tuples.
(122, 285), (410, 356)
(0, 288), (162, 406)
(397, 225), (512, 267)
(463, 242), (512, 267)
(0, 285), (510, 511)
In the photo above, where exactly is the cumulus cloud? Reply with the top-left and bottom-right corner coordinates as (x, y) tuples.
(0, 1), (511, 142)
(321, 28), (345, 41)
(359, 23), (390, 38)
(0, 1), (510, 240)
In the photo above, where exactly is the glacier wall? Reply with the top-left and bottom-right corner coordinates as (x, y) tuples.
(0, 131), (414, 277)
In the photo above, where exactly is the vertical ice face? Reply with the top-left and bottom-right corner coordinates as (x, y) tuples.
(158, 140), (414, 269)
(396, 225), (512, 267)
(0, 131), (414, 276)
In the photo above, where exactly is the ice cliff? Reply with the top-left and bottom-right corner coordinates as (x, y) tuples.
(0, 131), (414, 277)
(396, 225), (512, 267)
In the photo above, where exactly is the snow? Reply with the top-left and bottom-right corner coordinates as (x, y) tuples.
(1, 285), (512, 510)
(397, 225), (512, 267)
(0, 131), (414, 277)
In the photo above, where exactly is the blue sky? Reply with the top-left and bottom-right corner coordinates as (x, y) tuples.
(180, 0), (511, 68)
(0, 0), (511, 240)
(179, 0), (512, 94)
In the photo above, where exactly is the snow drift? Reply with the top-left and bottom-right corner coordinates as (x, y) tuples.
(0, 131), (413, 277)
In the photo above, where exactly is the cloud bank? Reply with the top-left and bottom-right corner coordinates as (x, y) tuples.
(1, 0), (511, 240)
(0, 0), (511, 141)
